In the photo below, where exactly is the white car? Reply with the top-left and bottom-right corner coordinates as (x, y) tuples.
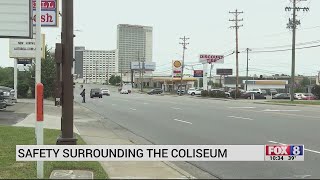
(187, 88), (202, 96)
(247, 89), (262, 94)
(294, 93), (303, 100)
(100, 88), (110, 96)
(120, 89), (129, 94)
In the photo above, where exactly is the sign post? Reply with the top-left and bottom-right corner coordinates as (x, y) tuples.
(14, 59), (18, 100)
(36, 83), (44, 178)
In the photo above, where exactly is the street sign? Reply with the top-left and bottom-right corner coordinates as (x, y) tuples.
(217, 69), (233, 75)
(130, 62), (156, 71)
(9, 34), (46, 58)
(199, 54), (224, 64)
(0, 0), (33, 38)
(172, 60), (182, 78)
(194, 70), (203, 77)
(32, 0), (59, 27)
(18, 59), (33, 65)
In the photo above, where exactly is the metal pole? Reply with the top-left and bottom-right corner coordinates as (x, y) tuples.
(56, 0), (77, 145)
(141, 58), (145, 92)
(180, 46), (185, 96)
(14, 59), (18, 100)
(290, 0), (297, 102)
(209, 63), (213, 89)
(246, 48), (249, 91)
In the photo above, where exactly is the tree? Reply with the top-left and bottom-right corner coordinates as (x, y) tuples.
(300, 77), (310, 87)
(0, 67), (14, 88)
(109, 75), (121, 86)
(312, 85), (320, 99)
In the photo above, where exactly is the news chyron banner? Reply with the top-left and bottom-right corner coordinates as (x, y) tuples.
(16, 145), (304, 162)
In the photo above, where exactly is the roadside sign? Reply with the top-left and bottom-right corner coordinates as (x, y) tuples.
(217, 69), (233, 75)
(172, 60), (182, 78)
(0, 0), (33, 38)
(199, 54), (224, 64)
(130, 62), (156, 71)
(194, 70), (203, 77)
(32, 0), (59, 27)
(9, 34), (46, 59)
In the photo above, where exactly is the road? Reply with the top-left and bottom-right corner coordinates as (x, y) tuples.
(75, 85), (320, 179)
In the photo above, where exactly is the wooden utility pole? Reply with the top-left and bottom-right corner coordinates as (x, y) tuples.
(229, 9), (243, 99)
(56, 0), (77, 145)
(179, 36), (189, 96)
(286, 0), (309, 101)
(245, 48), (251, 91)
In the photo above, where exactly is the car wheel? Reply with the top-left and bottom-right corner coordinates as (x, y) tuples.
(90, 96), (93, 98)
(191, 93), (195, 96)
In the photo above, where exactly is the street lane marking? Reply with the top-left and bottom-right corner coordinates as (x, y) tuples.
(111, 104), (116, 106)
(129, 108), (137, 111)
(173, 119), (192, 125)
(143, 102), (149, 105)
(263, 109), (301, 112)
(228, 116), (254, 121)
(229, 107), (256, 109)
(268, 141), (320, 154)
(171, 107), (182, 110)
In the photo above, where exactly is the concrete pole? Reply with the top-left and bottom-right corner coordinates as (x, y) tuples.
(14, 59), (18, 100)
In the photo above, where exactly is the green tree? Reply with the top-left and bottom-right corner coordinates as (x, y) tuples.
(312, 85), (320, 99)
(0, 67), (14, 88)
(300, 77), (310, 87)
(109, 75), (121, 86)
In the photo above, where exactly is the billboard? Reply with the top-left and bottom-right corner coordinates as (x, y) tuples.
(216, 69), (233, 75)
(32, 0), (59, 27)
(0, 0), (33, 38)
(199, 54), (224, 64)
(9, 34), (46, 59)
(194, 70), (203, 78)
(130, 62), (156, 71)
(172, 60), (182, 78)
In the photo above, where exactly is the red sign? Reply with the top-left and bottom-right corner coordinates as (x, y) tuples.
(32, 0), (56, 10)
(199, 54), (224, 64)
(194, 70), (203, 77)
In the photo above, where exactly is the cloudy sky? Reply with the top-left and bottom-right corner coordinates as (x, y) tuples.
(0, 0), (319, 77)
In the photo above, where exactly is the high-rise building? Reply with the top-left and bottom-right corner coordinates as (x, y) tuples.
(117, 24), (153, 73)
(80, 49), (119, 83)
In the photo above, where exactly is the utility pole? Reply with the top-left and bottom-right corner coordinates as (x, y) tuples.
(286, 0), (309, 101)
(138, 52), (142, 91)
(209, 63), (213, 89)
(245, 48), (251, 91)
(106, 57), (109, 85)
(229, 9), (243, 99)
(56, 0), (77, 145)
(179, 36), (189, 96)
(141, 57), (145, 92)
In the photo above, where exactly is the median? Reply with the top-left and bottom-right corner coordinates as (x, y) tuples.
(0, 125), (107, 179)
(266, 100), (320, 106)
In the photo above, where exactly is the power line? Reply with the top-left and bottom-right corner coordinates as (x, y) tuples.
(251, 43), (320, 53)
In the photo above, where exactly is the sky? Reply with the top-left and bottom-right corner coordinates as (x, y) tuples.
(1, 0), (319, 77)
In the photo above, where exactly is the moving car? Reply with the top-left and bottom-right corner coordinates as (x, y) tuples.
(272, 93), (290, 99)
(147, 88), (163, 95)
(90, 88), (103, 98)
(240, 92), (266, 99)
(100, 88), (110, 96)
(187, 88), (202, 96)
(120, 89), (129, 94)
(301, 93), (317, 100)
(0, 86), (17, 106)
(0, 91), (7, 110)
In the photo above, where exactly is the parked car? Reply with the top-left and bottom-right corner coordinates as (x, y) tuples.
(272, 93), (291, 99)
(0, 86), (17, 106)
(0, 91), (7, 110)
(240, 92), (266, 99)
(294, 93), (303, 100)
(301, 93), (317, 100)
(90, 88), (103, 98)
(147, 88), (163, 95)
(120, 89), (129, 94)
(187, 88), (202, 96)
(247, 88), (262, 94)
(270, 89), (278, 95)
(211, 89), (230, 98)
(100, 88), (110, 96)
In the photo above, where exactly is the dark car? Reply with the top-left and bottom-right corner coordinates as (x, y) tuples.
(147, 88), (163, 95)
(176, 89), (186, 95)
(272, 93), (290, 99)
(0, 91), (7, 110)
(90, 88), (103, 98)
(240, 92), (266, 99)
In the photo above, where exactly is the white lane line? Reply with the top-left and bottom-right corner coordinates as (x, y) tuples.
(171, 107), (182, 110)
(111, 104), (116, 106)
(229, 107), (256, 109)
(228, 116), (254, 121)
(129, 108), (137, 111)
(143, 102), (149, 105)
(268, 140), (320, 154)
(173, 119), (192, 125)
(263, 109), (301, 112)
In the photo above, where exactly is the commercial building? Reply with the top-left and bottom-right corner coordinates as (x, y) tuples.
(74, 47), (119, 83)
(117, 24), (153, 73)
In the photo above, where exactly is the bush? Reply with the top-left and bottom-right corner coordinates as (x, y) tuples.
(230, 90), (241, 99)
(201, 90), (208, 97)
(18, 82), (29, 98)
(311, 85), (320, 99)
(209, 90), (226, 98)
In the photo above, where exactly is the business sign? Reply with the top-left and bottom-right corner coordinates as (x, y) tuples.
(130, 62), (156, 71)
(194, 70), (203, 78)
(32, 0), (59, 27)
(9, 34), (46, 58)
(216, 69), (233, 75)
(199, 54), (224, 64)
(18, 59), (33, 65)
(172, 60), (182, 78)
(0, 0), (33, 38)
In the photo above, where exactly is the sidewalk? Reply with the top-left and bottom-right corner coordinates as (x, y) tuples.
(13, 99), (195, 179)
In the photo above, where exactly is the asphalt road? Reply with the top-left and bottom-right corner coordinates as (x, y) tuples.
(75, 85), (320, 179)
